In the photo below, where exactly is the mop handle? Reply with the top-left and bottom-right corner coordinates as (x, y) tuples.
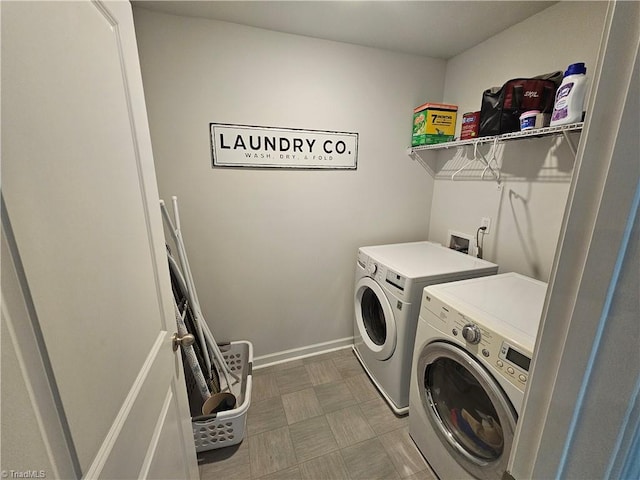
(174, 300), (210, 401)
(160, 200), (177, 234)
(161, 200), (213, 380)
(171, 196), (181, 233)
(164, 197), (239, 387)
(170, 198), (205, 314)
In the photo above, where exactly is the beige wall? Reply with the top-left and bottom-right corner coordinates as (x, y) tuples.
(133, 8), (445, 359)
(428, 1), (608, 281)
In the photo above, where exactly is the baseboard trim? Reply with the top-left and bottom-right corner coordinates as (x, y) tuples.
(253, 337), (354, 369)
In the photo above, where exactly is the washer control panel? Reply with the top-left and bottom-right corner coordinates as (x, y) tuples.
(462, 323), (482, 344)
(499, 342), (532, 374)
(420, 289), (532, 391)
(357, 250), (410, 300)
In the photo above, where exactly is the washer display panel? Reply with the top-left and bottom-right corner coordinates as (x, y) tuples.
(418, 341), (517, 480)
(354, 277), (397, 360)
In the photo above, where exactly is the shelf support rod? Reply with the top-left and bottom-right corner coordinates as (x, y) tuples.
(562, 130), (578, 157)
(407, 148), (435, 176)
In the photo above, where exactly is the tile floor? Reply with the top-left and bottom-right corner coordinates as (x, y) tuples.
(198, 347), (438, 480)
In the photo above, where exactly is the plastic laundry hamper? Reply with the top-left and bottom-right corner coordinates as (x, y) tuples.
(185, 340), (253, 452)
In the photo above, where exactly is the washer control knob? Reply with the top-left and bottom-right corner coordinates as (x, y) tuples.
(462, 323), (481, 344)
(368, 263), (377, 275)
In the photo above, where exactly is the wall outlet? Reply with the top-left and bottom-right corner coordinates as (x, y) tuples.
(481, 217), (491, 234)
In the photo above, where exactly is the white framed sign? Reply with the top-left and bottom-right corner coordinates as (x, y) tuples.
(210, 123), (358, 169)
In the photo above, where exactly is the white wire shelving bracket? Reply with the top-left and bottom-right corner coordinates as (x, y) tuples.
(408, 122), (584, 183)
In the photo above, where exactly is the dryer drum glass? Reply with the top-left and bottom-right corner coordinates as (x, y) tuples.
(426, 359), (504, 460)
(361, 288), (387, 346)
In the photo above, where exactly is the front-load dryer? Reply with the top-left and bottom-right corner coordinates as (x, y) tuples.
(409, 272), (548, 480)
(353, 241), (498, 415)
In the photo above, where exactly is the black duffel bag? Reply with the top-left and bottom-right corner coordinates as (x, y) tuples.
(478, 71), (563, 137)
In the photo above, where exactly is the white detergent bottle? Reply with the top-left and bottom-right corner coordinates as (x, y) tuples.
(550, 62), (588, 126)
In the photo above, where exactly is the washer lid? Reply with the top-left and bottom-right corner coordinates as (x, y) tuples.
(425, 272), (548, 342)
(359, 241), (497, 279)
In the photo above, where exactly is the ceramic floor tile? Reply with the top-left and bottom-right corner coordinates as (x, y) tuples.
(247, 397), (288, 436)
(302, 347), (352, 364)
(333, 353), (365, 379)
(305, 359), (342, 386)
(252, 372), (280, 401)
(361, 396), (408, 435)
(198, 440), (251, 480)
(288, 415), (340, 463)
(402, 467), (438, 480)
(199, 350), (430, 480)
(379, 427), (429, 478)
(314, 380), (358, 413)
(275, 365), (313, 395)
(334, 346), (356, 357)
(325, 405), (376, 448)
(298, 450), (350, 480)
(255, 465), (302, 480)
(340, 437), (401, 480)
(253, 359), (305, 377)
(344, 372), (380, 403)
(281, 387), (324, 425)
(249, 426), (297, 478)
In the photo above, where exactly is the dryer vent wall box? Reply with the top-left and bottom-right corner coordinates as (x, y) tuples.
(448, 230), (476, 256)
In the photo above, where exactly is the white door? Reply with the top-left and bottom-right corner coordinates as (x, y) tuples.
(1, 1), (199, 478)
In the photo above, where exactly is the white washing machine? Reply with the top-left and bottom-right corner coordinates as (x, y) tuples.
(353, 241), (498, 415)
(409, 272), (547, 480)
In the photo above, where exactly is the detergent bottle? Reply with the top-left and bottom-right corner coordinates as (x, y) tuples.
(550, 62), (588, 126)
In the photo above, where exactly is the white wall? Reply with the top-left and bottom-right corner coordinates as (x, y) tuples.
(133, 8), (445, 359)
(428, 1), (608, 281)
(133, 3), (607, 359)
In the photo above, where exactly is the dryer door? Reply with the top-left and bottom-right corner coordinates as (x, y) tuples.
(416, 341), (517, 480)
(354, 277), (397, 360)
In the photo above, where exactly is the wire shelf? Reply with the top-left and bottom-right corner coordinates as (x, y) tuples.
(410, 123), (583, 152)
(408, 123), (583, 183)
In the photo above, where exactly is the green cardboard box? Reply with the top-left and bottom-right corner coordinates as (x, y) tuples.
(412, 102), (458, 146)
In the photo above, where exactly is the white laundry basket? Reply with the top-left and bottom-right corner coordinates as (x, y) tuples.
(187, 340), (253, 452)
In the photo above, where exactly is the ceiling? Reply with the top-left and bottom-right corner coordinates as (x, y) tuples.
(133, 1), (557, 59)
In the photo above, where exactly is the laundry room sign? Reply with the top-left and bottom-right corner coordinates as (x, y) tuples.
(210, 123), (358, 169)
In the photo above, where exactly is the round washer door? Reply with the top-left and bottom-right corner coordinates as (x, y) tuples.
(416, 341), (517, 480)
(354, 276), (397, 360)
